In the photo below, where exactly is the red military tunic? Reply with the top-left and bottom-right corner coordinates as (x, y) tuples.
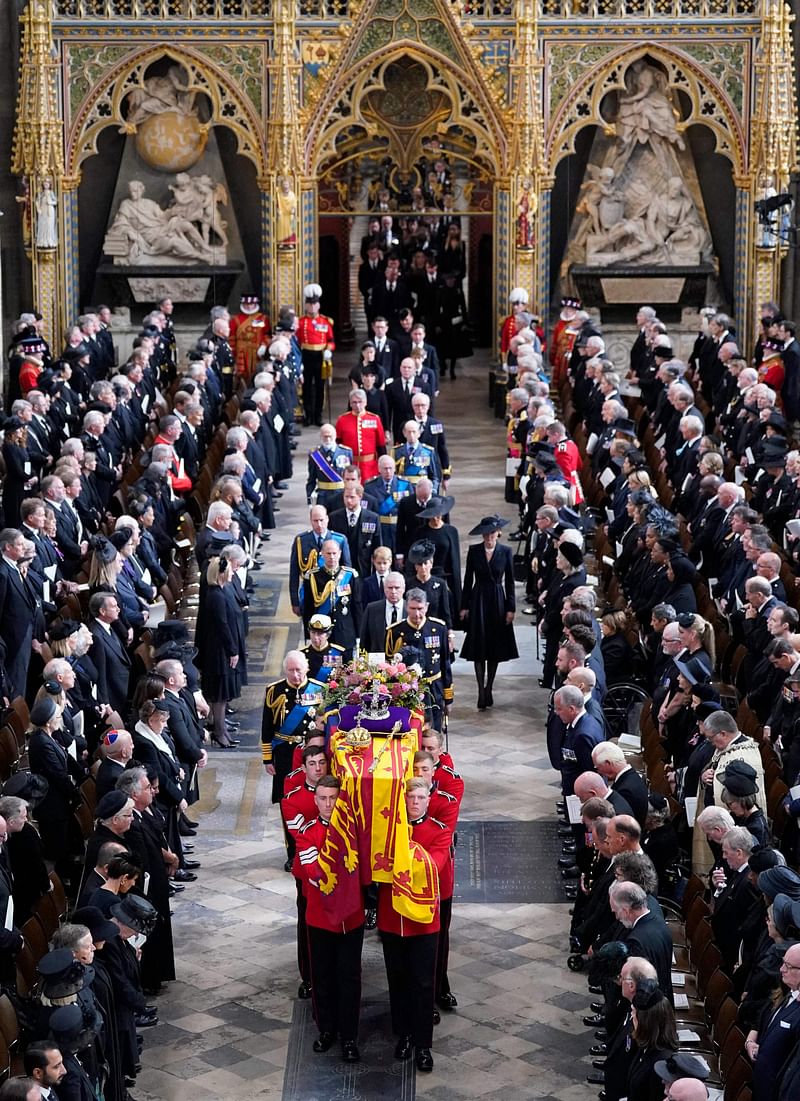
(297, 314), (336, 357)
(296, 817), (364, 932)
(335, 410), (386, 481)
(500, 314), (517, 359)
(429, 787), (459, 835)
(554, 437), (584, 505)
(230, 310), (271, 380)
(282, 781), (318, 859)
(433, 761), (464, 807)
(377, 814), (452, 935)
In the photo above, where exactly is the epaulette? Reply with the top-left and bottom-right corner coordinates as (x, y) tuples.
(440, 763), (461, 779)
(429, 816), (448, 829)
(435, 789), (457, 804)
(428, 616), (446, 626)
(298, 818), (318, 835)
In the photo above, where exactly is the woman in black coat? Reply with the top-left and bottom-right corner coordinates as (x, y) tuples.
(626, 981), (678, 1101)
(195, 555), (245, 746)
(600, 610), (636, 687)
(27, 695), (81, 879)
(436, 273), (472, 380)
(460, 516), (518, 710)
(540, 541), (587, 689)
(2, 417), (32, 528)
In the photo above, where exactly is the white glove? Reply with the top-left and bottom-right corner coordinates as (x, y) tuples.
(257, 344), (267, 357)
(519, 475), (530, 495)
(323, 349), (333, 362)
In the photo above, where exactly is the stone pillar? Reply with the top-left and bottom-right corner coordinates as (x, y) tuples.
(733, 183), (754, 353)
(537, 182), (553, 342)
(61, 181), (80, 326)
(493, 181), (512, 357)
(300, 181), (318, 287)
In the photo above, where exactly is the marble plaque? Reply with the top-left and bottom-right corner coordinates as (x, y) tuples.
(600, 277), (686, 303)
(128, 277), (210, 303)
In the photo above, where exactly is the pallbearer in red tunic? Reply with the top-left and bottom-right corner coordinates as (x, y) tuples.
(335, 388), (386, 481)
(229, 294), (271, 381)
(296, 775), (364, 1064)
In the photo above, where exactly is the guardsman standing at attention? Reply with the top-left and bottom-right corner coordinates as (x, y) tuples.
(300, 613), (346, 682)
(302, 538), (361, 660)
(500, 287), (530, 364)
(306, 423), (353, 508)
(296, 284), (335, 427)
(230, 293), (271, 382)
(385, 587), (452, 730)
(262, 650), (325, 828)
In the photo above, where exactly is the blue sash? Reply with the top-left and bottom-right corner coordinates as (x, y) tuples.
(272, 684), (323, 752)
(310, 450), (343, 483)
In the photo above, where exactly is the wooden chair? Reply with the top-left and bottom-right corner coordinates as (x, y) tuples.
(49, 871), (67, 919)
(74, 802), (93, 841)
(14, 944), (37, 997)
(0, 995), (21, 1075)
(32, 892), (60, 940)
(9, 699), (28, 738)
(20, 917), (48, 964)
(723, 1054), (753, 1101)
(79, 777), (97, 817)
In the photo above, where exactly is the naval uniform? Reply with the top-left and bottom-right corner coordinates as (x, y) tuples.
(302, 564), (362, 660)
(385, 615), (452, 730)
(305, 443), (353, 508)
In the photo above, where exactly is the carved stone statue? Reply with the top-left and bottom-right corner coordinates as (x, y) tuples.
(121, 65), (198, 131)
(34, 178), (58, 250)
(276, 176), (297, 248)
(168, 173), (229, 248)
(103, 178), (225, 266)
(613, 59), (685, 159)
(588, 176), (711, 266)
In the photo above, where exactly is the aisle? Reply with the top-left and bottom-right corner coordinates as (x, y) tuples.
(134, 355), (594, 1101)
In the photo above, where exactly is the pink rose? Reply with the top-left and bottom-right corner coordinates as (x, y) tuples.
(328, 680), (338, 690)
(396, 663), (406, 673)
(378, 684), (390, 696)
(390, 683), (402, 698)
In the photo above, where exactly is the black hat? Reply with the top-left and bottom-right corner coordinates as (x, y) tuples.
(38, 949), (87, 998)
(648, 793), (668, 812)
(468, 515), (510, 536)
(111, 893), (158, 935)
(408, 539), (436, 565)
(673, 655), (710, 686)
(90, 536), (117, 564)
(766, 411), (788, 434)
(587, 940), (629, 983)
(48, 1003), (96, 1053)
(416, 495), (454, 520)
(95, 791), (129, 820)
(109, 526), (134, 551)
(695, 701), (722, 720)
(29, 697), (58, 727)
(632, 978), (665, 1009)
(654, 1053), (711, 1084)
(71, 905), (119, 944)
(654, 345), (675, 360)
(532, 451), (559, 472)
(721, 759), (758, 797)
(154, 620), (190, 645)
(748, 847), (784, 875)
(613, 418), (638, 439)
(152, 699), (170, 714)
(692, 683), (720, 703)
(48, 618), (81, 642)
(757, 866), (800, 901)
(3, 416), (24, 432)
(558, 541), (584, 568)
(1, 770), (48, 806)
(61, 344), (91, 364)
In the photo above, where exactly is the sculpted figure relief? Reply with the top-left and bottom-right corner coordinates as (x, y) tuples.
(103, 177), (228, 266)
(121, 65), (198, 131)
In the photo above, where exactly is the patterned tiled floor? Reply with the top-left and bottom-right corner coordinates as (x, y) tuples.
(132, 354), (597, 1101)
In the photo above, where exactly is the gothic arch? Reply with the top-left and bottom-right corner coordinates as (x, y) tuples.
(64, 45), (265, 180)
(545, 43), (747, 180)
(303, 43), (509, 180)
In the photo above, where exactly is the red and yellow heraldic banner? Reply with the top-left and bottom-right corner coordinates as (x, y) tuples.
(315, 709), (438, 924)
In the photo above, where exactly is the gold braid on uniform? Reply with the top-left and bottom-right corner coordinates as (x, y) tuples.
(308, 571), (338, 607)
(295, 536), (318, 577)
(261, 685), (287, 763)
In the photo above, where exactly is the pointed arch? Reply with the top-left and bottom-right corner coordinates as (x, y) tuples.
(545, 43), (747, 180)
(303, 42), (509, 178)
(64, 45), (265, 179)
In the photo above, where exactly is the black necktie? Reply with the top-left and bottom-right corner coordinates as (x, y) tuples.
(391, 604), (398, 624)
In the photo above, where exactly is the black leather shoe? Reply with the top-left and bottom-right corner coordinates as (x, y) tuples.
(583, 1014), (604, 1027)
(183, 816), (199, 828)
(589, 983), (603, 994)
(590, 1002), (605, 1013)
(561, 842), (576, 854)
(182, 845), (194, 853)
(555, 800), (566, 813)
(179, 823), (197, 836)
(558, 856), (576, 868)
(416, 1048), (434, 1072)
(135, 1012), (158, 1028)
(586, 1072), (605, 1085)
(590, 1044), (607, 1056)
(599, 1091), (607, 1100)
(561, 866), (580, 879)
(365, 908), (377, 930)
(595, 1029), (607, 1041)
(558, 825), (573, 838)
(182, 860), (201, 870)
(173, 869), (197, 882)
(298, 982), (312, 999)
(313, 1031), (336, 1052)
(485, 688), (494, 708)
(437, 992), (458, 1010)
(432, 1009), (440, 1025)
(168, 884), (184, 895)
(341, 1041), (360, 1063)
(592, 1059), (607, 1070)
(394, 1036), (412, 1061)
(563, 885), (579, 899)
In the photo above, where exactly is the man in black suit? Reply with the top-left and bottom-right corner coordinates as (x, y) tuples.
(360, 571), (407, 654)
(745, 941), (800, 1099)
(329, 485), (383, 579)
(592, 742), (649, 828)
(611, 879), (673, 1002)
(0, 527), (38, 698)
(157, 658), (208, 805)
(88, 592), (132, 716)
(372, 256), (413, 341)
(395, 478), (435, 566)
(371, 316), (400, 380)
(710, 825), (760, 973)
(42, 474), (87, 578)
(95, 730), (135, 799)
(385, 358), (434, 441)
(358, 244), (385, 326)
(411, 392), (449, 481)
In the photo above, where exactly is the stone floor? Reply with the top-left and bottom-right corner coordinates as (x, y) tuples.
(132, 353), (597, 1101)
